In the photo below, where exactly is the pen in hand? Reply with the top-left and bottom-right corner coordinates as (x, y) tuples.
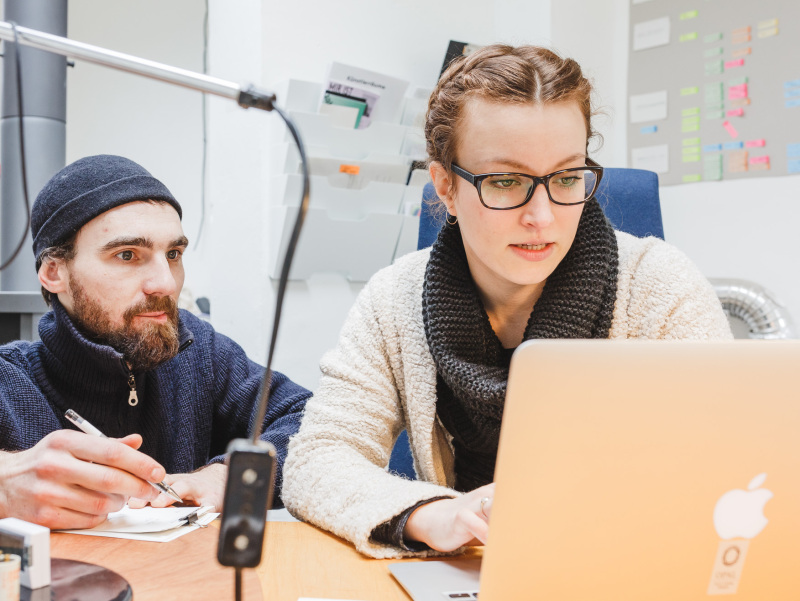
(64, 409), (183, 504)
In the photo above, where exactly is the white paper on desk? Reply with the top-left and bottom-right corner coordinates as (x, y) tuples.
(630, 90), (668, 124)
(61, 505), (218, 542)
(631, 144), (669, 174)
(633, 16), (670, 51)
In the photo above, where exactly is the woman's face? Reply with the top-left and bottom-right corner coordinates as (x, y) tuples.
(432, 98), (589, 298)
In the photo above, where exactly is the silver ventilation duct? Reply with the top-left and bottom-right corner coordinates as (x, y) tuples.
(710, 278), (796, 340)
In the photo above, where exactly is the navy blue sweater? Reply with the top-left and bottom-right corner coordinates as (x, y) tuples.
(0, 300), (310, 506)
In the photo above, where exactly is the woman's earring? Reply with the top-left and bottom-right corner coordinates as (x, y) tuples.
(446, 212), (458, 226)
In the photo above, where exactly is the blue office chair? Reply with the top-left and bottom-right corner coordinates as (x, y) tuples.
(388, 167), (664, 479)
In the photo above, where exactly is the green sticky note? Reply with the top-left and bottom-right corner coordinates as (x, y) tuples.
(705, 61), (723, 75)
(682, 155), (701, 162)
(682, 116), (701, 125)
(705, 110), (725, 119)
(728, 76), (749, 86)
(683, 137), (701, 146)
(704, 47), (723, 58)
(682, 146), (701, 155)
(681, 86), (699, 96)
(683, 174), (703, 182)
(704, 32), (723, 43)
(680, 9), (699, 20)
(682, 107), (701, 116)
(680, 32), (698, 42)
(703, 167), (722, 181)
(682, 122), (701, 133)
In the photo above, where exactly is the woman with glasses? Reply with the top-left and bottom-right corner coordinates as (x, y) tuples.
(283, 44), (731, 558)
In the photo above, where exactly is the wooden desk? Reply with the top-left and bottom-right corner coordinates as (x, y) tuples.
(52, 521), (482, 601)
(51, 526), (262, 601)
(257, 521), (482, 601)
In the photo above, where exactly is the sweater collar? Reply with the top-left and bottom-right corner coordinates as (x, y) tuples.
(38, 297), (194, 382)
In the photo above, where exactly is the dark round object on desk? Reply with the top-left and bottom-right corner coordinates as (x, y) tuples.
(20, 558), (132, 601)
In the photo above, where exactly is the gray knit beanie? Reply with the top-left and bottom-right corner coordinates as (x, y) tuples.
(31, 154), (182, 269)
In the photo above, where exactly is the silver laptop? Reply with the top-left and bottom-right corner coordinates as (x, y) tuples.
(391, 340), (800, 600)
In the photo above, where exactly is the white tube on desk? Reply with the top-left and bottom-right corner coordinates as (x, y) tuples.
(0, 554), (21, 601)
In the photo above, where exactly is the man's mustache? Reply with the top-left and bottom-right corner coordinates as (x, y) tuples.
(122, 296), (178, 324)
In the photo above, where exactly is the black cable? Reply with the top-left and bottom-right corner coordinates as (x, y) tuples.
(249, 103), (310, 443)
(234, 567), (242, 601)
(193, 0), (209, 251)
(0, 22), (33, 272)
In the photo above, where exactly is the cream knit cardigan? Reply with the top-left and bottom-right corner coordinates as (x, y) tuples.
(283, 231), (733, 558)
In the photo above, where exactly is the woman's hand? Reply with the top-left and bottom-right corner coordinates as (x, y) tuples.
(403, 483), (494, 552)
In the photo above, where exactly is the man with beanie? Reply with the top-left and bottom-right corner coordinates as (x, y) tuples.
(0, 155), (311, 530)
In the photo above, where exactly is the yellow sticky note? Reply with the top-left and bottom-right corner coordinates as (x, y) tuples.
(681, 86), (699, 96)
(680, 10), (699, 20)
(680, 32), (698, 42)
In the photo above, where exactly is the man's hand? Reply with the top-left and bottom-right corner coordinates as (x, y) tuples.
(403, 483), (495, 552)
(0, 430), (165, 530)
(129, 463), (228, 510)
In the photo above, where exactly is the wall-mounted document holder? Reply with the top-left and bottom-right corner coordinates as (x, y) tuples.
(271, 174), (405, 218)
(268, 78), (428, 282)
(269, 206), (405, 282)
(272, 143), (410, 187)
(287, 111), (408, 156)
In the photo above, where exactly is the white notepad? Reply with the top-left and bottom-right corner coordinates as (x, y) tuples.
(62, 505), (218, 542)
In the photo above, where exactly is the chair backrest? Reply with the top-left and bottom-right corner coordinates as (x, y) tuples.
(389, 167), (663, 479)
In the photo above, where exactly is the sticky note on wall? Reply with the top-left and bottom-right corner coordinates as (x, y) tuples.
(728, 84), (748, 99)
(723, 120), (739, 138)
(725, 59), (745, 69)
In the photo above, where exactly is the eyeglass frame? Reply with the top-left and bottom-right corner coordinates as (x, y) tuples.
(450, 158), (604, 210)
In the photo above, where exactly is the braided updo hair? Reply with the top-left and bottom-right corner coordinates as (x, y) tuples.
(425, 44), (600, 186)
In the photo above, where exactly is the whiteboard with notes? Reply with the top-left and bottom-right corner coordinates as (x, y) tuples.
(626, 0), (800, 185)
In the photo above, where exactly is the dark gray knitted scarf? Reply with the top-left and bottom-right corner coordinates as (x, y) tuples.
(421, 197), (619, 491)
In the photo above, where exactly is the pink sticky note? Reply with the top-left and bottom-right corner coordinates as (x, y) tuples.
(745, 139), (765, 148)
(749, 155), (770, 164)
(725, 59), (745, 69)
(726, 108), (745, 117)
(728, 83), (748, 99)
(723, 120), (739, 138)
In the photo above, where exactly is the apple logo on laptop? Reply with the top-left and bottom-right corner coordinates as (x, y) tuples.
(713, 473), (773, 540)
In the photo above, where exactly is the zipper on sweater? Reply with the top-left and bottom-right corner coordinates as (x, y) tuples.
(127, 373), (139, 406)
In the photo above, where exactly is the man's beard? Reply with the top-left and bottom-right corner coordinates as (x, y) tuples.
(69, 279), (180, 372)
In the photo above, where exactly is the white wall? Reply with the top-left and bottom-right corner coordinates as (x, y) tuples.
(550, 0), (630, 168)
(66, 0), (207, 297)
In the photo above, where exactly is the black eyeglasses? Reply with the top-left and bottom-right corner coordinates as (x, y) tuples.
(451, 158), (604, 210)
